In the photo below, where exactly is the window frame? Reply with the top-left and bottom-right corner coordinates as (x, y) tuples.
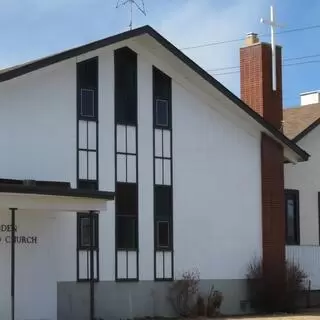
(77, 212), (99, 250)
(156, 220), (170, 249)
(80, 88), (95, 118)
(285, 189), (300, 245)
(155, 99), (169, 127)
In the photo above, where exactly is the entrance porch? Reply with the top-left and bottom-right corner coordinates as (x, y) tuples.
(0, 180), (114, 320)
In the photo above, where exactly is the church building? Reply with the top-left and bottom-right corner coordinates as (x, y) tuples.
(0, 26), (309, 320)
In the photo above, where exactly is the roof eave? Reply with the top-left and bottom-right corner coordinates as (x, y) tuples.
(0, 25), (308, 162)
(292, 118), (320, 143)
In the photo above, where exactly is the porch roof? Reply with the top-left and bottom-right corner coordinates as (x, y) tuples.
(0, 180), (114, 212)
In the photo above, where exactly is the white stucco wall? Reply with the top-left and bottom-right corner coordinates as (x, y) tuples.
(0, 61), (77, 185)
(171, 82), (262, 279)
(0, 40), (263, 319)
(285, 125), (320, 245)
(0, 210), (75, 320)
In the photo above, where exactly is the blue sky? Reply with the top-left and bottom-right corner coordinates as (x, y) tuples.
(0, 0), (319, 107)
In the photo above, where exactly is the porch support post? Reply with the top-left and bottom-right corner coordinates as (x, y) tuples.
(89, 210), (95, 320)
(10, 208), (17, 320)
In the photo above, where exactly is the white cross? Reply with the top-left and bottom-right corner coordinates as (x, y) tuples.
(260, 5), (283, 91)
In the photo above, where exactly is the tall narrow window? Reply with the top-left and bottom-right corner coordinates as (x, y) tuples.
(285, 189), (300, 245)
(77, 57), (99, 186)
(114, 47), (138, 281)
(153, 67), (173, 280)
(76, 212), (99, 281)
(76, 57), (99, 282)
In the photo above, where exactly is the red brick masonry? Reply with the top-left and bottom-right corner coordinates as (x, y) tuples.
(240, 41), (285, 287)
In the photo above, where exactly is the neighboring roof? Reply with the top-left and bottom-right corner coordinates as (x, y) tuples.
(0, 25), (309, 161)
(283, 103), (320, 142)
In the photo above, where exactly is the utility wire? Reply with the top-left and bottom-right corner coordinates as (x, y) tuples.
(207, 53), (320, 73)
(211, 60), (320, 76)
(181, 24), (320, 50)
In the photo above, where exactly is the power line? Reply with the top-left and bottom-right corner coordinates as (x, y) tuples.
(181, 24), (320, 50)
(207, 53), (320, 73)
(285, 59), (320, 67)
(284, 53), (320, 62)
(210, 59), (320, 76)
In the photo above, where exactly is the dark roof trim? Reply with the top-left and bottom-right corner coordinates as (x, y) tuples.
(0, 184), (114, 200)
(0, 25), (309, 161)
(293, 118), (320, 143)
(144, 28), (309, 161)
(0, 26), (149, 82)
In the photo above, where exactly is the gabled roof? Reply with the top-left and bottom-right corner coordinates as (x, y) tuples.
(283, 103), (320, 142)
(0, 25), (309, 161)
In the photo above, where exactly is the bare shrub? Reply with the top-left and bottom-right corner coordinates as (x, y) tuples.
(196, 294), (206, 316)
(285, 260), (309, 312)
(207, 285), (223, 317)
(247, 257), (308, 313)
(169, 269), (200, 317)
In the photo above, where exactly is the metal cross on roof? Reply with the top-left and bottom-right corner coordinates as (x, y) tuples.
(260, 5), (283, 91)
(116, 0), (146, 30)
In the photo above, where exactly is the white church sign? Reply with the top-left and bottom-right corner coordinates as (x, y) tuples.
(0, 224), (38, 244)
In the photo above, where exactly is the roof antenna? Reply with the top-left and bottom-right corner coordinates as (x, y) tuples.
(116, 0), (146, 30)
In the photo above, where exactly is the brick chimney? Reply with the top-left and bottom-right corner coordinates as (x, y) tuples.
(240, 33), (286, 310)
(240, 32), (283, 130)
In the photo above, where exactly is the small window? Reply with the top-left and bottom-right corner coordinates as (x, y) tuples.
(155, 99), (169, 127)
(285, 190), (299, 245)
(80, 89), (95, 118)
(78, 213), (98, 250)
(117, 216), (137, 249)
(156, 220), (170, 249)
